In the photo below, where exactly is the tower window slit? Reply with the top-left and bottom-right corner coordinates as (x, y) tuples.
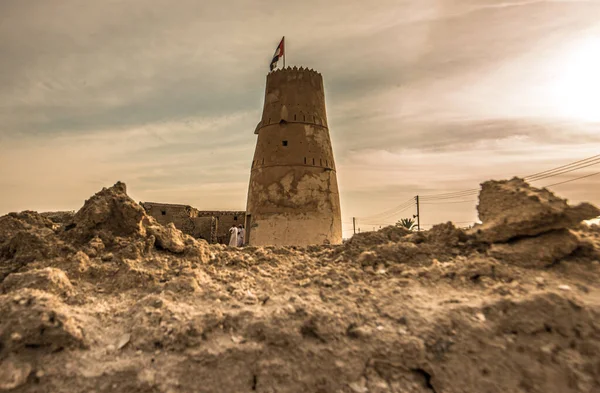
(326, 160), (328, 167)
(282, 140), (288, 146)
(303, 115), (306, 121)
(304, 157), (307, 164)
(312, 158), (315, 165)
(294, 114), (297, 121)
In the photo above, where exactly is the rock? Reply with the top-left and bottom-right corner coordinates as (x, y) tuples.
(145, 221), (185, 253)
(0, 357), (32, 391)
(348, 379), (369, 393)
(0, 211), (56, 244)
(164, 276), (201, 293)
(488, 229), (580, 267)
(85, 236), (105, 257)
(357, 251), (377, 266)
(0, 289), (87, 352)
(69, 251), (91, 274)
(1, 268), (75, 297)
(117, 333), (131, 349)
(64, 181), (147, 243)
(0, 230), (59, 264)
(558, 285), (571, 291)
(40, 211), (75, 225)
(471, 178), (600, 243)
(347, 325), (373, 339)
(344, 225), (411, 250)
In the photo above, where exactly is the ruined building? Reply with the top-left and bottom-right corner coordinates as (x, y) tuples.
(245, 67), (342, 246)
(141, 202), (244, 245)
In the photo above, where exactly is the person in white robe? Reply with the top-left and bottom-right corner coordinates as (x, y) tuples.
(237, 224), (245, 247)
(228, 225), (239, 247)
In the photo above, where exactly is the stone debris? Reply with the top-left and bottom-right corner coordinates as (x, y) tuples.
(472, 177), (599, 243)
(488, 229), (580, 267)
(0, 357), (32, 391)
(63, 181), (147, 243)
(0, 290), (87, 352)
(0, 179), (597, 393)
(466, 178), (600, 267)
(145, 221), (186, 253)
(116, 333), (131, 349)
(1, 268), (75, 297)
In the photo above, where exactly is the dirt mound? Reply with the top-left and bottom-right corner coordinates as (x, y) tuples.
(0, 289), (87, 352)
(466, 178), (600, 268)
(472, 177), (599, 243)
(1, 268), (75, 298)
(344, 225), (411, 249)
(0, 211), (56, 243)
(0, 179), (599, 392)
(63, 181), (147, 244)
(41, 211), (76, 225)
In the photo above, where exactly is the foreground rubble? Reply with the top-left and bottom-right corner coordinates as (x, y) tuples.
(0, 179), (599, 393)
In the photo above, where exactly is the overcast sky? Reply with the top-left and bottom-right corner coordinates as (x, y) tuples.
(1, 0), (600, 236)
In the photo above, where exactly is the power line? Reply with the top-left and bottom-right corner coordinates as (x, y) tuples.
(421, 199), (477, 205)
(526, 158), (600, 182)
(543, 171), (600, 187)
(524, 154), (600, 180)
(353, 153), (600, 226)
(420, 188), (479, 199)
(420, 191), (479, 201)
(357, 198), (414, 221)
(358, 204), (415, 224)
(419, 153), (600, 201)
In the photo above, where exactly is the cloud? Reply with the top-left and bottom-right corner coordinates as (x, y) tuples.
(1, 0), (600, 233)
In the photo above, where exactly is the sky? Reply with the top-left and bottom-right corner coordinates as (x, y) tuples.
(1, 0), (600, 237)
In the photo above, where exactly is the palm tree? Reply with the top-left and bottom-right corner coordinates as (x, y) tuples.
(396, 218), (416, 230)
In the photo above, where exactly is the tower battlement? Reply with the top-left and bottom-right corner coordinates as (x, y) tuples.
(268, 66), (323, 83)
(255, 66), (328, 134)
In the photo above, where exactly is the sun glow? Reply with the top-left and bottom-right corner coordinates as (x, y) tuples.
(551, 36), (600, 121)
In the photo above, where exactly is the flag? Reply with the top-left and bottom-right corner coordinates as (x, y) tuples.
(270, 37), (285, 71)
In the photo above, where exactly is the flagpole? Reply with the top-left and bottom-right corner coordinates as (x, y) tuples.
(283, 36), (286, 68)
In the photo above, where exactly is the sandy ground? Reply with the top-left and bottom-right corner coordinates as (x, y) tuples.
(1, 179), (599, 393)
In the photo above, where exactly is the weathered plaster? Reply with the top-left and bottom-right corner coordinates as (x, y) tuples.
(246, 67), (342, 246)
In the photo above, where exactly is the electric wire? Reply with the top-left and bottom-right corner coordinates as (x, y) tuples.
(524, 155), (600, 181)
(352, 153), (600, 232)
(543, 171), (600, 187)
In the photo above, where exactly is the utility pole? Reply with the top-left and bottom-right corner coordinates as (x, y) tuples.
(415, 195), (420, 231)
(352, 217), (356, 234)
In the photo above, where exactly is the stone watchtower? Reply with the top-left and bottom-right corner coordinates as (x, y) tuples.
(245, 67), (342, 246)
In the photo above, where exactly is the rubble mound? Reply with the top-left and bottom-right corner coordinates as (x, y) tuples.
(468, 178), (600, 267)
(41, 211), (76, 224)
(1, 267), (75, 298)
(0, 289), (87, 352)
(0, 179), (598, 393)
(473, 177), (599, 243)
(344, 225), (411, 249)
(0, 211), (56, 243)
(63, 181), (147, 243)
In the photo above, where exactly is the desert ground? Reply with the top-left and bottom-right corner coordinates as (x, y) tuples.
(1, 178), (599, 393)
